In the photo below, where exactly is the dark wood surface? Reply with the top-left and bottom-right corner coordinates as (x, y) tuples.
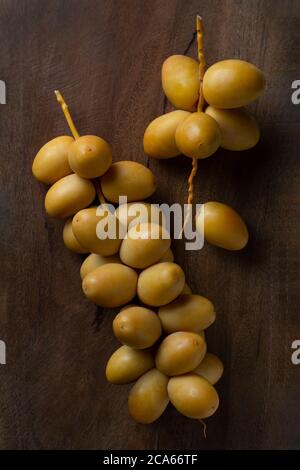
(0, 0), (300, 450)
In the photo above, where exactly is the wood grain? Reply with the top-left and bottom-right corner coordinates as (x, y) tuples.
(0, 0), (300, 450)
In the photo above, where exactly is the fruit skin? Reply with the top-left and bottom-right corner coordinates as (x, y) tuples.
(32, 136), (73, 185)
(106, 345), (154, 384)
(158, 294), (215, 334)
(63, 218), (89, 254)
(72, 206), (121, 256)
(199, 330), (206, 341)
(113, 306), (162, 349)
(120, 304), (138, 311)
(82, 263), (138, 308)
(193, 353), (224, 385)
(128, 368), (169, 424)
(68, 135), (112, 178)
(101, 161), (156, 203)
(162, 55), (199, 111)
(167, 374), (219, 419)
(80, 253), (120, 280)
(120, 223), (171, 269)
(181, 283), (192, 294)
(159, 248), (174, 263)
(175, 112), (221, 159)
(115, 202), (166, 232)
(44, 173), (96, 218)
(196, 201), (249, 250)
(137, 262), (185, 307)
(203, 59), (265, 109)
(155, 331), (206, 376)
(143, 110), (190, 159)
(205, 106), (260, 151)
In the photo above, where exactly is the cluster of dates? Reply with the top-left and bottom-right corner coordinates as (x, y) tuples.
(32, 92), (223, 425)
(32, 17), (266, 427)
(144, 56), (265, 158)
(144, 48), (265, 250)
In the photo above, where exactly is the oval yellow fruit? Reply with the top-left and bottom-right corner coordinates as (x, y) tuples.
(193, 353), (224, 385)
(203, 59), (265, 108)
(158, 294), (215, 333)
(205, 106), (260, 151)
(175, 112), (221, 159)
(68, 135), (112, 178)
(44, 173), (96, 218)
(72, 206), (121, 256)
(120, 223), (171, 269)
(137, 262), (185, 307)
(168, 374), (219, 419)
(80, 253), (120, 280)
(101, 161), (156, 203)
(113, 306), (162, 349)
(143, 110), (190, 158)
(63, 218), (89, 254)
(106, 345), (154, 384)
(32, 136), (73, 185)
(115, 202), (166, 231)
(162, 55), (199, 111)
(196, 201), (249, 250)
(82, 263), (138, 308)
(155, 331), (206, 376)
(128, 369), (169, 424)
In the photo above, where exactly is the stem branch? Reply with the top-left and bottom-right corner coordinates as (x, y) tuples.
(187, 157), (198, 206)
(54, 90), (80, 140)
(199, 419), (207, 439)
(54, 90), (107, 206)
(196, 15), (206, 113)
(182, 16), (205, 237)
(93, 179), (107, 205)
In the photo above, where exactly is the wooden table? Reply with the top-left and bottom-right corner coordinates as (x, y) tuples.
(0, 0), (299, 450)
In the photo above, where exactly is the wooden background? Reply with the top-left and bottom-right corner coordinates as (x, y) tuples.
(0, 0), (300, 450)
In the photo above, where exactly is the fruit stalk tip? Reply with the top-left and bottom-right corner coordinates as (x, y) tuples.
(54, 90), (66, 108)
(54, 89), (80, 140)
